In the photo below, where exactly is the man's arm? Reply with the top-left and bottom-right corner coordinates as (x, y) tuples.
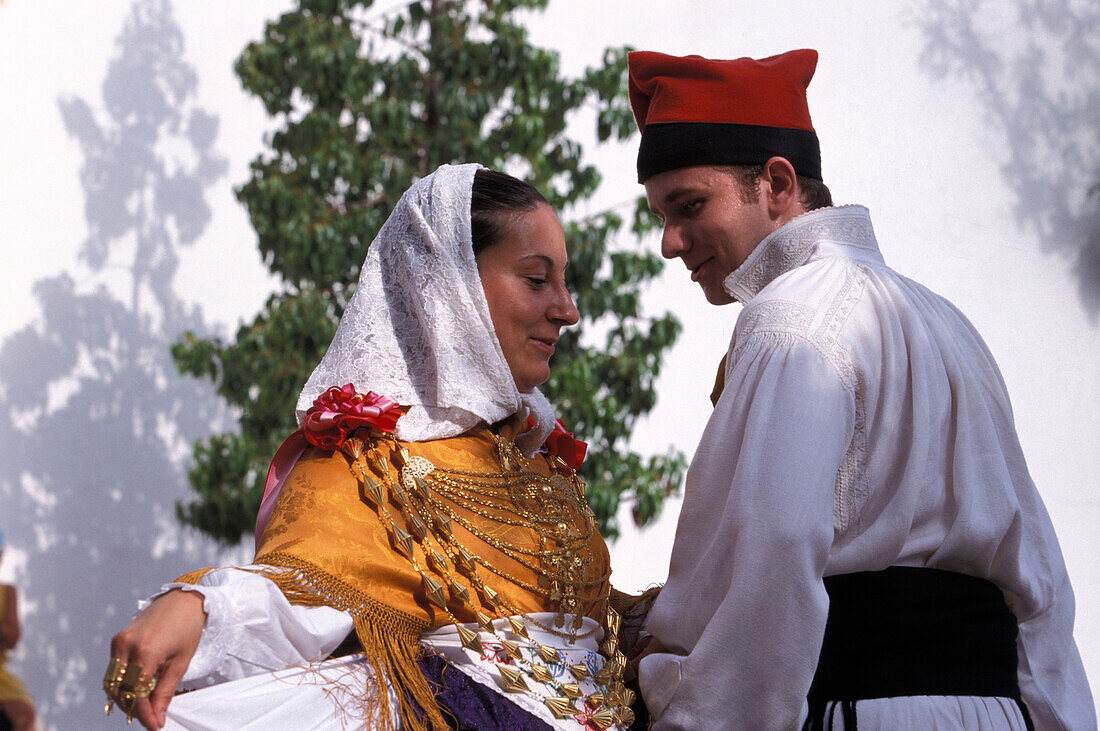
(640, 330), (852, 729)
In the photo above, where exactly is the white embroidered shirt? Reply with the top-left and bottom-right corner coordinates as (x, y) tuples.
(638, 205), (1094, 730)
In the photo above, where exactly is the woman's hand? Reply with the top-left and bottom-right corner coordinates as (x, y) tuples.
(108, 589), (206, 729)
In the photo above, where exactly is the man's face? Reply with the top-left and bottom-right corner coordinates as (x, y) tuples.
(645, 165), (777, 305)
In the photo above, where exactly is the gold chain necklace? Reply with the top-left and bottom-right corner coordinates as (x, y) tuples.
(337, 431), (634, 728)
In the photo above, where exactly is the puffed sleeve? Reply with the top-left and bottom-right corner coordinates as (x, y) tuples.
(143, 567), (354, 689)
(640, 329), (853, 729)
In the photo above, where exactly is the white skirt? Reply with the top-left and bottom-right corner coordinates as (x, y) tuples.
(164, 613), (617, 731)
(165, 654), (393, 730)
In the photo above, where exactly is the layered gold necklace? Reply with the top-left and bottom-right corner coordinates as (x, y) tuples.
(339, 431), (634, 729)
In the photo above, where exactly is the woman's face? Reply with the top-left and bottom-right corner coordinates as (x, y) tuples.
(476, 203), (579, 393)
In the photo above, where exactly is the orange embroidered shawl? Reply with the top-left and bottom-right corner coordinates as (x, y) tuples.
(182, 420), (610, 730)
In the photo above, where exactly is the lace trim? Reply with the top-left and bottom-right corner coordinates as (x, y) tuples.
(734, 300), (814, 341)
(731, 266), (871, 533)
(723, 205), (875, 304)
(294, 163), (556, 455)
(813, 267), (870, 533)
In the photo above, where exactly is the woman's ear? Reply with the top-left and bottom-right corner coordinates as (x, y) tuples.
(759, 156), (801, 222)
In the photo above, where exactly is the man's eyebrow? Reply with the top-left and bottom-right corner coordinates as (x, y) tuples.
(661, 187), (699, 206)
(650, 186), (698, 213)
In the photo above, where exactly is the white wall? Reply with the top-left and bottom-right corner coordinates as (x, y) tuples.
(1, 0), (1096, 726)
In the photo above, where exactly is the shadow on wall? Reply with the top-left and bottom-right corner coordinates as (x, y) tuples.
(912, 0), (1100, 322)
(0, 0), (241, 727)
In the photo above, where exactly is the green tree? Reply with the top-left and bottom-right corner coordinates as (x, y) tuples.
(173, 0), (683, 544)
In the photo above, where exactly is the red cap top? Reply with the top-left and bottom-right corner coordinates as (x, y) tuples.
(627, 50), (822, 181)
(628, 49), (818, 132)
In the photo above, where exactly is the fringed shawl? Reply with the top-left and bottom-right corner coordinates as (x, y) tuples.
(181, 421), (610, 730)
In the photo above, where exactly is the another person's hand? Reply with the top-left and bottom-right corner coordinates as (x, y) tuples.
(624, 632), (666, 683)
(107, 589), (206, 730)
(1, 585), (20, 651)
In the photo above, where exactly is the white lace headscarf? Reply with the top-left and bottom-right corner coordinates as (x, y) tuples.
(295, 163), (556, 455)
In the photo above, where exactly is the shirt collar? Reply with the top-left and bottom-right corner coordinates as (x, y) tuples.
(723, 204), (880, 303)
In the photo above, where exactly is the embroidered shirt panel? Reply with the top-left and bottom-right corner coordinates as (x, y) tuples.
(728, 206), (880, 531)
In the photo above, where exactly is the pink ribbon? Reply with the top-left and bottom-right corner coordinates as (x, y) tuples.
(253, 429), (309, 549)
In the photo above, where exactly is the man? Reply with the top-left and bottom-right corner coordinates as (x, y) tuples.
(628, 49), (1094, 729)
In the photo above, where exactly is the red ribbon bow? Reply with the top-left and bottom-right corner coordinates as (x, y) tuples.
(527, 417), (587, 471)
(302, 384), (402, 450)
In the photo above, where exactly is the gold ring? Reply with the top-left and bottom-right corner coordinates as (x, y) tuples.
(116, 662), (158, 723)
(103, 657), (127, 716)
(116, 692), (135, 723)
(103, 657), (125, 693)
(119, 662), (157, 697)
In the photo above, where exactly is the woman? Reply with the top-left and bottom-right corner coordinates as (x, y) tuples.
(0, 528), (37, 731)
(107, 164), (636, 730)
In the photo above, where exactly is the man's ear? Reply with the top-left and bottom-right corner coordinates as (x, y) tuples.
(759, 156), (801, 222)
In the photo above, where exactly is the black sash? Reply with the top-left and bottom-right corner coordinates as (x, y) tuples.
(803, 567), (1033, 730)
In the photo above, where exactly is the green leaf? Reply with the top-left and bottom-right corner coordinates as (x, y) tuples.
(174, 0), (683, 545)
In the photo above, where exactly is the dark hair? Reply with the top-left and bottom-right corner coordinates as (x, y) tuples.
(727, 164), (833, 211)
(470, 169), (550, 256)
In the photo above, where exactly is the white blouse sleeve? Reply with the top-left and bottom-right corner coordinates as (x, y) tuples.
(641, 330), (853, 729)
(141, 566), (354, 688)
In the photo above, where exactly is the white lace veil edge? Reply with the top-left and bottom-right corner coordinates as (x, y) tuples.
(294, 163), (556, 455)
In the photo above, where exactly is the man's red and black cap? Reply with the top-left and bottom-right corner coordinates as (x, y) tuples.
(628, 49), (822, 183)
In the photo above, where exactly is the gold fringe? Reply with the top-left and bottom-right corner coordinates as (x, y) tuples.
(173, 567), (218, 585)
(252, 552), (448, 731)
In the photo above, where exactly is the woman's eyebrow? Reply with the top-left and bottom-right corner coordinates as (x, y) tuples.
(517, 254), (557, 269)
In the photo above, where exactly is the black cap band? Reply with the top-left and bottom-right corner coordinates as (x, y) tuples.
(637, 122), (822, 183)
